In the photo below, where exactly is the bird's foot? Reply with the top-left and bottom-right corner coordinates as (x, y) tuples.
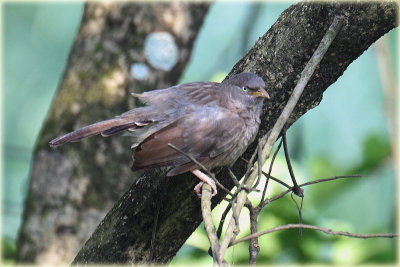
(194, 182), (204, 198)
(191, 169), (217, 197)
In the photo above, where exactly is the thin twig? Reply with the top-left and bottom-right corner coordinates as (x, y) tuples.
(241, 140), (291, 193)
(227, 168), (252, 194)
(290, 192), (304, 238)
(266, 174), (362, 206)
(301, 174), (361, 186)
(216, 203), (232, 240)
(168, 143), (233, 196)
(227, 168), (241, 188)
(230, 224), (399, 246)
(242, 142), (260, 179)
(282, 130), (303, 197)
(260, 139), (283, 206)
(251, 143), (264, 191)
(201, 184), (221, 265)
(262, 172), (291, 189)
(267, 189), (291, 204)
(239, 140), (264, 190)
(215, 189), (251, 250)
(247, 204), (260, 265)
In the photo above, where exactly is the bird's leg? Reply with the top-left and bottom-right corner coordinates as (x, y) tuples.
(191, 169), (218, 197)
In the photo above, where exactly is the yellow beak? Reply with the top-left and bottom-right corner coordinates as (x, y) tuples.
(251, 88), (270, 99)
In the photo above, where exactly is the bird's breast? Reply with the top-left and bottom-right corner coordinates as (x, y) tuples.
(213, 111), (262, 168)
(241, 115), (261, 147)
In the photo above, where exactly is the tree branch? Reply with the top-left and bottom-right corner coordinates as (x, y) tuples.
(217, 14), (346, 262)
(231, 224), (399, 246)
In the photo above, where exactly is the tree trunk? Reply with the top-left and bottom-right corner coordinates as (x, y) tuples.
(16, 2), (209, 264)
(72, 2), (397, 265)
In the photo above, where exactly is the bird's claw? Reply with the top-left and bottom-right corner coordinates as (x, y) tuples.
(194, 181), (217, 198)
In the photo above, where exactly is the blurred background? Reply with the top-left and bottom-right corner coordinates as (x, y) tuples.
(2, 1), (398, 265)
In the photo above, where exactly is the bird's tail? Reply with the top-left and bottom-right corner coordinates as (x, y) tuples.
(49, 118), (142, 147)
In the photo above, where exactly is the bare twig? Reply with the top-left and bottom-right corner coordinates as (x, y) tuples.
(251, 144), (264, 190)
(216, 203), (233, 240)
(168, 143), (233, 196)
(260, 139), (283, 205)
(242, 142), (260, 179)
(247, 204), (260, 265)
(268, 188), (291, 204)
(227, 168), (241, 188)
(262, 172), (291, 189)
(240, 141), (293, 192)
(301, 174), (361, 186)
(227, 168), (252, 195)
(266, 174), (361, 205)
(231, 224), (399, 246)
(282, 130), (303, 197)
(240, 143), (262, 189)
(290, 193), (304, 238)
(261, 173), (360, 200)
(201, 184), (222, 265)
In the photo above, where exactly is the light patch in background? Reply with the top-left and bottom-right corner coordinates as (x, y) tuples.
(144, 32), (178, 71)
(103, 69), (125, 90)
(130, 63), (150, 80)
(161, 2), (186, 35)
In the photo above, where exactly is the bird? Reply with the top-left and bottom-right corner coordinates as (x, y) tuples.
(49, 72), (269, 197)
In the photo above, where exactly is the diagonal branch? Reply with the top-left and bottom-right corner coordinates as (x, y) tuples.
(216, 15), (346, 262)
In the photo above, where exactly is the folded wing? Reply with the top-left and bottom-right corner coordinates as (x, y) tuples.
(132, 106), (244, 176)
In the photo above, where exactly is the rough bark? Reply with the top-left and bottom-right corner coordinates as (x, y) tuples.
(16, 2), (209, 264)
(72, 2), (397, 265)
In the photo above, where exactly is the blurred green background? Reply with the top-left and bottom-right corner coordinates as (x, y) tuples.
(2, 1), (397, 265)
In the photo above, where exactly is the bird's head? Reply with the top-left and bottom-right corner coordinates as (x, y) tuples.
(223, 72), (270, 105)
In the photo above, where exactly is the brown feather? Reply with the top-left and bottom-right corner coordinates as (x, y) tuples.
(132, 121), (186, 169)
(131, 106), (253, 175)
(49, 119), (127, 147)
(101, 122), (139, 136)
(166, 157), (209, 176)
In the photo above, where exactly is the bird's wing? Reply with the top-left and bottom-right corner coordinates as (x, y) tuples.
(131, 105), (245, 175)
(49, 83), (222, 148)
(132, 82), (222, 107)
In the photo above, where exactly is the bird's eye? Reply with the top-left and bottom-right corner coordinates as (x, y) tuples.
(242, 87), (248, 92)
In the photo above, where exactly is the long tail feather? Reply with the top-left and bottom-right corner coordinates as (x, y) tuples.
(49, 119), (127, 147)
(101, 123), (137, 137)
